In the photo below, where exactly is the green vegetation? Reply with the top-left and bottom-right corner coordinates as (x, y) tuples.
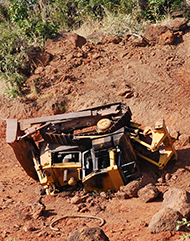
(177, 218), (190, 240)
(0, 0), (188, 97)
(7, 238), (18, 241)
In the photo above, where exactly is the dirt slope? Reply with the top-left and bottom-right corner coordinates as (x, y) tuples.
(1, 26), (190, 240)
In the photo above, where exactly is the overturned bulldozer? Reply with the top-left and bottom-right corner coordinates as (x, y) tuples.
(6, 103), (177, 194)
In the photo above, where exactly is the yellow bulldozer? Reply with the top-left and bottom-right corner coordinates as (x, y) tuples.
(6, 103), (177, 194)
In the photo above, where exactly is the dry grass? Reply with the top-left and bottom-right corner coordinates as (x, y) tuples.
(0, 80), (6, 97)
(74, 18), (103, 38)
(74, 12), (148, 39)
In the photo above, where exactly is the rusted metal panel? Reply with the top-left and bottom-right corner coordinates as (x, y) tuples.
(6, 119), (18, 143)
(6, 119), (38, 180)
(19, 103), (124, 131)
(19, 110), (93, 130)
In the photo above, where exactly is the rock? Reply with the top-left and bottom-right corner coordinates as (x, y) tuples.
(166, 18), (188, 32)
(80, 206), (89, 212)
(94, 205), (102, 212)
(115, 191), (129, 200)
(143, 25), (175, 45)
(14, 201), (32, 221)
(125, 92), (133, 98)
(170, 129), (179, 140)
(165, 173), (171, 181)
(0, 182), (5, 192)
(37, 230), (49, 237)
(23, 221), (35, 232)
(45, 32), (86, 49)
(120, 34), (132, 45)
(77, 203), (86, 212)
(26, 48), (51, 67)
(157, 177), (164, 183)
(128, 35), (148, 47)
(67, 227), (109, 241)
(34, 67), (44, 74)
(102, 35), (122, 44)
(66, 53), (74, 61)
(92, 52), (101, 59)
(162, 188), (190, 219)
(100, 192), (107, 199)
(148, 207), (182, 233)
(14, 201), (45, 220)
(70, 195), (84, 205)
(138, 183), (159, 203)
(179, 134), (190, 146)
(86, 32), (104, 42)
(35, 186), (45, 195)
(120, 180), (142, 197)
(31, 203), (45, 219)
(68, 33), (86, 48)
(117, 88), (131, 96)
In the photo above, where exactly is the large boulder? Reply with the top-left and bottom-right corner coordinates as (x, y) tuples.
(148, 207), (182, 233)
(44, 32), (86, 55)
(102, 35), (122, 44)
(143, 25), (175, 45)
(14, 201), (45, 220)
(137, 183), (159, 203)
(166, 18), (188, 32)
(162, 188), (190, 219)
(120, 180), (142, 197)
(67, 227), (109, 241)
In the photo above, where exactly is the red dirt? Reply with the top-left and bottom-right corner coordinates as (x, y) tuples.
(1, 28), (190, 240)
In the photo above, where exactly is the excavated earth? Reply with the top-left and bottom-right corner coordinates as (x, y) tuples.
(1, 24), (190, 240)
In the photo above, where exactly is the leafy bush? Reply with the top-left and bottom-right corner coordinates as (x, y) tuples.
(8, 0), (59, 44)
(0, 0), (59, 97)
(140, 0), (185, 22)
(0, 23), (27, 97)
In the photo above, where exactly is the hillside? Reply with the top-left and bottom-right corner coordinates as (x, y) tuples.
(0, 20), (190, 240)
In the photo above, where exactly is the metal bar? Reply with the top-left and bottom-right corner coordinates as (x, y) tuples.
(19, 103), (123, 130)
(19, 110), (93, 130)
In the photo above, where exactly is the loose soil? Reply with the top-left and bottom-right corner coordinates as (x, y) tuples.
(1, 27), (190, 241)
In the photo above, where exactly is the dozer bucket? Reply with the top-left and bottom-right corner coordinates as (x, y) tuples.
(6, 119), (38, 180)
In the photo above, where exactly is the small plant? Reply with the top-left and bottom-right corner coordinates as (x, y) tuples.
(176, 218), (190, 240)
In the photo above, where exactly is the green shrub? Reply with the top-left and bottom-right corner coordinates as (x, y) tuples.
(0, 23), (27, 97)
(140, 0), (185, 22)
(8, 0), (59, 44)
(177, 218), (190, 241)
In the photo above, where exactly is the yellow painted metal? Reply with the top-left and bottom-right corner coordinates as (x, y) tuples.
(82, 149), (124, 192)
(107, 150), (124, 190)
(130, 136), (151, 149)
(130, 119), (177, 169)
(39, 163), (81, 189)
(109, 150), (115, 166)
(38, 142), (81, 189)
(136, 153), (160, 167)
(82, 169), (115, 192)
(107, 166), (124, 191)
